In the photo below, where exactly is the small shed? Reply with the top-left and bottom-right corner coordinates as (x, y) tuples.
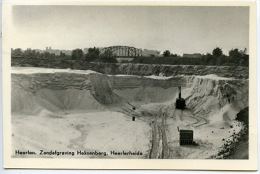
(178, 127), (194, 145)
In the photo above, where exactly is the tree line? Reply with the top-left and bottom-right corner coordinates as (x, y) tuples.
(149, 47), (248, 66)
(11, 47), (249, 67)
(11, 47), (118, 63)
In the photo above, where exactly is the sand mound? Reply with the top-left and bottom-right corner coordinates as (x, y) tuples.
(12, 86), (43, 114)
(12, 87), (104, 115)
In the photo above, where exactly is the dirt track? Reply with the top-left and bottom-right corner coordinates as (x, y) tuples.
(149, 107), (170, 159)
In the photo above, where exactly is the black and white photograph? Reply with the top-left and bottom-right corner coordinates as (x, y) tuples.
(2, 1), (258, 170)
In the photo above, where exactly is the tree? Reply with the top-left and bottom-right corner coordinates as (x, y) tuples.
(212, 47), (223, 57)
(228, 48), (249, 66)
(72, 49), (84, 60)
(229, 48), (239, 57)
(170, 53), (178, 57)
(243, 48), (247, 54)
(11, 48), (23, 56)
(85, 47), (100, 61)
(35, 51), (41, 58)
(43, 52), (51, 58)
(23, 48), (32, 57)
(23, 48), (38, 58)
(99, 49), (117, 63)
(204, 53), (216, 65)
(163, 50), (171, 57)
(100, 49), (114, 59)
(43, 51), (55, 59)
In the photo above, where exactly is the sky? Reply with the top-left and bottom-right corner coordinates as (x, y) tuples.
(12, 5), (249, 55)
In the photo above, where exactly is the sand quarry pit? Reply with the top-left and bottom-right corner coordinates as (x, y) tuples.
(11, 67), (248, 159)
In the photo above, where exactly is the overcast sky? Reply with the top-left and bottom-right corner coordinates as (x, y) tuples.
(12, 6), (249, 55)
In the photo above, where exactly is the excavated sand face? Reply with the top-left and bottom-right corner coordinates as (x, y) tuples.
(11, 67), (248, 159)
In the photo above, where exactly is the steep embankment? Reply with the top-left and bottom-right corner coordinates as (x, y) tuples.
(12, 72), (104, 114)
(12, 68), (248, 122)
(107, 75), (185, 104)
(184, 75), (248, 123)
(12, 70), (183, 115)
(12, 57), (249, 79)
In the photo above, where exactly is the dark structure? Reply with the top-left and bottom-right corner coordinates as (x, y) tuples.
(177, 127), (194, 145)
(100, 46), (142, 58)
(176, 86), (186, 109)
(128, 102), (136, 110)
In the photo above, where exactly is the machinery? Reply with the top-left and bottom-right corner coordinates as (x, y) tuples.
(175, 86), (186, 110)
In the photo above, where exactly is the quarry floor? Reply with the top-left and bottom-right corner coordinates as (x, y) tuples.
(12, 110), (151, 159)
(12, 105), (242, 159)
(11, 67), (246, 159)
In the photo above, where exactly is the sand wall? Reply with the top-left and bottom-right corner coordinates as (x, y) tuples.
(12, 70), (248, 123)
(12, 57), (249, 79)
(185, 76), (248, 123)
(11, 72), (185, 114)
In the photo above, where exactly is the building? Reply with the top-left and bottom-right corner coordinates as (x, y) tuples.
(142, 49), (160, 57)
(183, 53), (202, 58)
(43, 47), (72, 56)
